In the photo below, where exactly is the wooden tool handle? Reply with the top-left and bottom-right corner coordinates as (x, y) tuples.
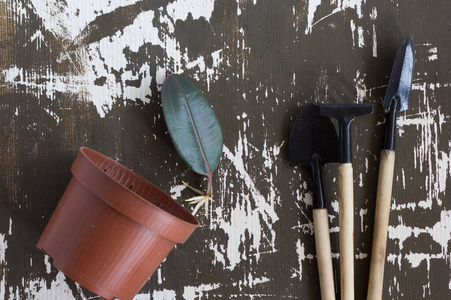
(367, 150), (396, 300)
(338, 163), (354, 300)
(313, 208), (336, 300)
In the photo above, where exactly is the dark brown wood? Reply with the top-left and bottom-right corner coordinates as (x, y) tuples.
(1, 1), (450, 299)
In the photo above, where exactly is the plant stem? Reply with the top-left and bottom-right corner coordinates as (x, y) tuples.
(206, 173), (212, 197)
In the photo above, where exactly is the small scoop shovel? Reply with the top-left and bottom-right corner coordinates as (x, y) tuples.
(367, 34), (415, 300)
(290, 103), (339, 300)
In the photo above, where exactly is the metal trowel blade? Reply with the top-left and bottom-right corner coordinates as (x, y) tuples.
(289, 103), (339, 167)
(383, 33), (415, 113)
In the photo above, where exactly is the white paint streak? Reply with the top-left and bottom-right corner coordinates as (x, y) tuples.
(293, 240), (305, 280)
(401, 168), (406, 189)
(360, 208), (367, 232)
(28, 30), (46, 50)
(4, 1), (222, 116)
(182, 283), (220, 299)
(330, 200), (339, 213)
(388, 211), (451, 275)
(350, 19), (356, 48)
(357, 26), (365, 47)
(354, 70), (367, 103)
(210, 137), (279, 271)
(149, 289), (177, 300)
(44, 255), (52, 274)
(19, 272), (78, 299)
(30, 0), (142, 40)
(372, 24), (377, 57)
(428, 47), (438, 61)
(170, 184), (185, 200)
(305, 0), (367, 34)
(370, 7), (377, 20)
(396, 82), (451, 210)
(133, 293), (152, 300)
(245, 274), (270, 288)
(167, 0), (215, 21)
(8, 219), (12, 236)
(0, 234), (6, 267)
(262, 140), (285, 172)
(305, 0), (322, 34)
(356, 252), (368, 259)
(0, 234), (7, 299)
(2, 66), (21, 83)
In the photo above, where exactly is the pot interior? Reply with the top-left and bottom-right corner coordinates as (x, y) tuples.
(82, 148), (198, 226)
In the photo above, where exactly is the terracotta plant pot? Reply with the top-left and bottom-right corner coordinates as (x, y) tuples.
(37, 147), (199, 300)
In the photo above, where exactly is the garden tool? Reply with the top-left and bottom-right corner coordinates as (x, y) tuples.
(367, 33), (415, 300)
(290, 103), (339, 300)
(320, 103), (374, 300)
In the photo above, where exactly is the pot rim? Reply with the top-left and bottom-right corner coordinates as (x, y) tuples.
(72, 147), (199, 243)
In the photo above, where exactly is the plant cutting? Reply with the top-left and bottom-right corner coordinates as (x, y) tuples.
(162, 74), (224, 217)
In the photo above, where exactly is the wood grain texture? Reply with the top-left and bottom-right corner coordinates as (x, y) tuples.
(0, 0), (451, 299)
(367, 149), (395, 300)
(312, 208), (335, 300)
(338, 163), (354, 300)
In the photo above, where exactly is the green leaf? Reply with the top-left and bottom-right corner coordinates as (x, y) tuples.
(161, 74), (224, 176)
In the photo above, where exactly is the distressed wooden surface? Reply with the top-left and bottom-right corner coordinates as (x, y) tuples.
(0, 0), (450, 299)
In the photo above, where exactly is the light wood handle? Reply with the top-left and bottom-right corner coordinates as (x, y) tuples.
(367, 150), (396, 300)
(313, 208), (336, 300)
(338, 163), (354, 300)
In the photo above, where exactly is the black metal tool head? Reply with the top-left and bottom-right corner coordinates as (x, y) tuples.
(383, 33), (415, 113)
(320, 103), (374, 122)
(289, 103), (339, 209)
(382, 34), (415, 150)
(320, 103), (373, 163)
(290, 103), (339, 167)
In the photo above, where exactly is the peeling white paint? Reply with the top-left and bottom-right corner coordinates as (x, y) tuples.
(208, 127), (279, 269)
(356, 252), (368, 259)
(170, 183), (185, 200)
(133, 293), (152, 300)
(18, 272), (78, 300)
(387, 210), (451, 280)
(3, 0), (223, 116)
(293, 239), (305, 280)
(167, 0), (215, 21)
(360, 208), (367, 232)
(350, 19), (356, 48)
(370, 6), (377, 20)
(44, 255), (52, 274)
(0, 234), (6, 266)
(305, 0), (367, 34)
(357, 26), (365, 48)
(372, 24), (377, 57)
(397, 82), (451, 210)
(150, 289), (177, 300)
(354, 70), (367, 103)
(305, 0), (321, 34)
(183, 283), (220, 299)
(1, 0), (450, 297)
(428, 47), (438, 61)
(0, 234), (6, 299)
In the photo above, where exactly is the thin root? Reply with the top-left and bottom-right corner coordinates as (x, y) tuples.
(182, 181), (205, 195)
(185, 195), (213, 218)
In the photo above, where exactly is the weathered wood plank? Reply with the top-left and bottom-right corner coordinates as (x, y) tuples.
(0, 0), (450, 299)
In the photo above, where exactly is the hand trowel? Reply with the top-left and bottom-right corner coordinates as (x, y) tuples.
(290, 103), (339, 300)
(367, 33), (415, 300)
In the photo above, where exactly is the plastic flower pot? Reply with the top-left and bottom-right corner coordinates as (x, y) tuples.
(37, 147), (199, 300)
